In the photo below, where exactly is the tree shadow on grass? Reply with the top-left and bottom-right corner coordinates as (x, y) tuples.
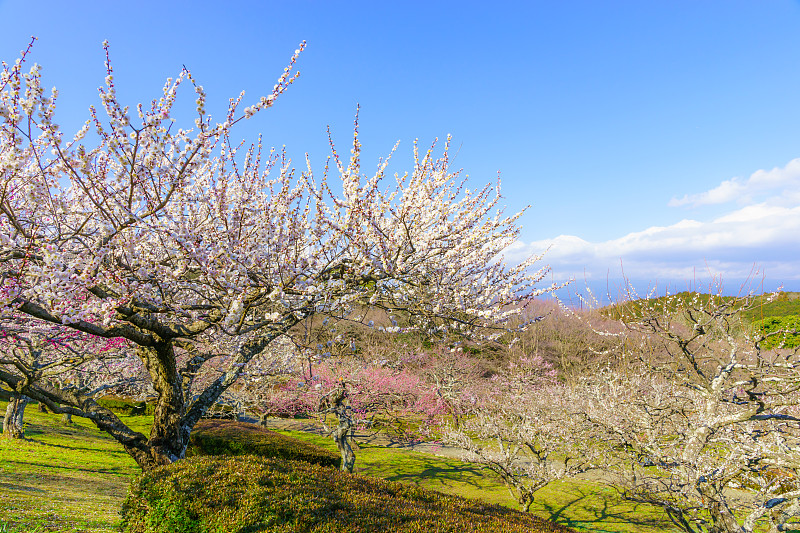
(534, 482), (676, 533)
(376, 459), (490, 491)
(4, 458), (132, 477)
(23, 421), (135, 440)
(6, 437), (128, 459)
(0, 481), (44, 492)
(34, 441), (107, 453)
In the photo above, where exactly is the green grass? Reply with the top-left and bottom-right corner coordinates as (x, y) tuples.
(1, 403), (678, 533)
(0, 403), (149, 532)
(271, 430), (677, 533)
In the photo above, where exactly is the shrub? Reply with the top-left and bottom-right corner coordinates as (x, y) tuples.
(121, 455), (576, 533)
(186, 420), (341, 469)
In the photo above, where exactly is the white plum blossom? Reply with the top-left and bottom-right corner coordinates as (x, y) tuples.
(0, 38), (551, 470)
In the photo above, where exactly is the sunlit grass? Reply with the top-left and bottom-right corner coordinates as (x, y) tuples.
(1, 402), (681, 533)
(273, 429), (678, 533)
(0, 403), (145, 532)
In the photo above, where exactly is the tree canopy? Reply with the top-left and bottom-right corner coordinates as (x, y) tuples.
(0, 39), (550, 469)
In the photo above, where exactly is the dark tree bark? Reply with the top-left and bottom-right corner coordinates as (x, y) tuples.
(0, 310), (300, 471)
(706, 495), (746, 533)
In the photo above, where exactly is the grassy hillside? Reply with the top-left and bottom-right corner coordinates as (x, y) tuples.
(602, 290), (800, 323)
(743, 291), (800, 320)
(0, 403), (677, 533)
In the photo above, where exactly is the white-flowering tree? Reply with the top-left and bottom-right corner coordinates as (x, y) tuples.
(579, 291), (800, 533)
(0, 39), (551, 470)
(443, 354), (602, 512)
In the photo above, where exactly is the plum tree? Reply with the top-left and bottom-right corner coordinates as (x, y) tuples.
(0, 38), (551, 469)
(0, 312), (142, 438)
(577, 289), (800, 533)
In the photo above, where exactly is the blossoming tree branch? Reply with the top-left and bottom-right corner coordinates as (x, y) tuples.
(0, 38), (551, 470)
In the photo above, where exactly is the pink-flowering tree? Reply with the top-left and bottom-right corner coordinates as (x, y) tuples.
(414, 346), (487, 430)
(0, 312), (144, 437)
(0, 39), (552, 470)
(577, 290), (800, 533)
(253, 353), (449, 471)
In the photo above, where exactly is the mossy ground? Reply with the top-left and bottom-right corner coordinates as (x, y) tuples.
(0, 403), (678, 533)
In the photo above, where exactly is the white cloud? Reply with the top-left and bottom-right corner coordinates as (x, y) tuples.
(669, 158), (800, 208)
(668, 179), (745, 207)
(513, 158), (800, 295)
(510, 204), (800, 285)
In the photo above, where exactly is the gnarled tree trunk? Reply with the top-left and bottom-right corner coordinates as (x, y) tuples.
(705, 495), (746, 533)
(321, 385), (356, 473)
(3, 393), (29, 439)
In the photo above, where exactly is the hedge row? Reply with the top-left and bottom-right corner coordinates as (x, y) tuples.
(121, 455), (576, 533)
(186, 420), (341, 470)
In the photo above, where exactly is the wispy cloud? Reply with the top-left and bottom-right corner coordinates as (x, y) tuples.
(511, 158), (800, 289)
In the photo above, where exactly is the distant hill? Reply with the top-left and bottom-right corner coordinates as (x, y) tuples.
(743, 291), (800, 321)
(601, 291), (800, 323)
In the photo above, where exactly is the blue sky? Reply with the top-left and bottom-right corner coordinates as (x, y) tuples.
(2, 0), (799, 300)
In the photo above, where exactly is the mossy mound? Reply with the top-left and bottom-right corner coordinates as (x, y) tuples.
(121, 455), (575, 533)
(186, 420), (341, 469)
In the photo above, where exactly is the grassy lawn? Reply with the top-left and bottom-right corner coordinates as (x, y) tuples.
(0, 405), (149, 532)
(273, 429), (677, 533)
(0, 403), (678, 533)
